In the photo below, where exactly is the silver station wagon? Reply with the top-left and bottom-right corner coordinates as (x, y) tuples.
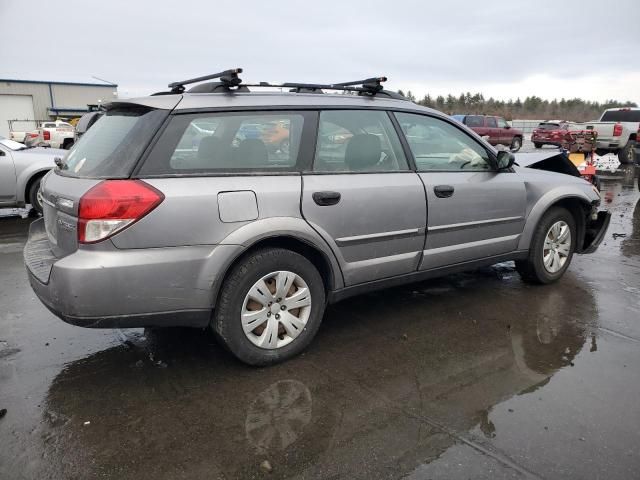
(24, 69), (610, 365)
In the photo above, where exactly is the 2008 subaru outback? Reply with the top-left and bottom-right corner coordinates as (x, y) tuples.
(24, 70), (610, 365)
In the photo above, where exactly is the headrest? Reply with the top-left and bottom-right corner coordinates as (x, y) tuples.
(345, 134), (381, 171)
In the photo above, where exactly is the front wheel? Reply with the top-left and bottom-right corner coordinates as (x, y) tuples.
(516, 207), (576, 284)
(28, 177), (43, 214)
(212, 248), (325, 366)
(510, 137), (522, 152)
(533, 142), (543, 149)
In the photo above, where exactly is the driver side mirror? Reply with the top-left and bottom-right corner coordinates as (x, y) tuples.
(496, 150), (515, 170)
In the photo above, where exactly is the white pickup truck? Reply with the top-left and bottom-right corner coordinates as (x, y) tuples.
(25, 121), (75, 149)
(584, 107), (639, 164)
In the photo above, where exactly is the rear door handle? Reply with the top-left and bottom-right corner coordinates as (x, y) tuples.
(434, 185), (454, 198)
(312, 191), (341, 206)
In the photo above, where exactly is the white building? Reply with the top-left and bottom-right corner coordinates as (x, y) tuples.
(0, 79), (118, 137)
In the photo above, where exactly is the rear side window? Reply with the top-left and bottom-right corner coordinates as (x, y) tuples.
(538, 123), (560, 130)
(486, 117), (497, 128)
(139, 112), (307, 174)
(60, 107), (168, 178)
(314, 110), (408, 172)
(464, 116), (484, 127)
(600, 109), (640, 122)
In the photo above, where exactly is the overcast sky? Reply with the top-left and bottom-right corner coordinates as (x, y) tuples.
(0, 0), (638, 104)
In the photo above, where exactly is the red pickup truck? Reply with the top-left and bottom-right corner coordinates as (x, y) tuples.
(451, 115), (523, 152)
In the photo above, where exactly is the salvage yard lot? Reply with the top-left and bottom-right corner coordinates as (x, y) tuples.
(0, 166), (638, 479)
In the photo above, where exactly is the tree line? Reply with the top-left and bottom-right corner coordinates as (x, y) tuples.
(398, 90), (638, 122)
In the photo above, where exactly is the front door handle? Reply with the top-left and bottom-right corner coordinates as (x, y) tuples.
(313, 191), (341, 206)
(434, 185), (454, 198)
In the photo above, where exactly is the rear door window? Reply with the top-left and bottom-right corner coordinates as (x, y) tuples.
(140, 111), (310, 175)
(60, 107), (168, 178)
(486, 117), (497, 128)
(313, 110), (408, 172)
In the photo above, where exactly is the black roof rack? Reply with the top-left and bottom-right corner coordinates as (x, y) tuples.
(156, 69), (407, 100)
(167, 68), (243, 94)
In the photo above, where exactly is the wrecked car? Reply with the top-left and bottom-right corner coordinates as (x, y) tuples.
(24, 69), (611, 365)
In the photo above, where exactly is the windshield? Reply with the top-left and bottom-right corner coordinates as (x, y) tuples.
(600, 110), (640, 122)
(59, 107), (167, 178)
(0, 136), (26, 151)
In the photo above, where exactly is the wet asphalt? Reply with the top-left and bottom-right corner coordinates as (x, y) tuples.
(0, 165), (639, 480)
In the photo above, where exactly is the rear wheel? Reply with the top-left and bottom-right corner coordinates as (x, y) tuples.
(510, 136), (522, 152)
(534, 142), (543, 149)
(212, 248), (325, 366)
(516, 207), (576, 284)
(619, 140), (636, 165)
(28, 176), (43, 214)
(62, 138), (74, 150)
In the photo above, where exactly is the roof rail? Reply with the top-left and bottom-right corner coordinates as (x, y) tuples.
(167, 68), (243, 94)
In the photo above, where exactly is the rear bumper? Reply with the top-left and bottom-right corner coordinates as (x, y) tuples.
(595, 140), (620, 150)
(580, 210), (611, 254)
(24, 218), (242, 328)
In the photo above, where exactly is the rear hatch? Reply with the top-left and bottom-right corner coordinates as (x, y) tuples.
(533, 123), (561, 140)
(40, 99), (175, 258)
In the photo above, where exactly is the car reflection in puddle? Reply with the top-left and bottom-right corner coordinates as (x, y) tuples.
(39, 262), (597, 479)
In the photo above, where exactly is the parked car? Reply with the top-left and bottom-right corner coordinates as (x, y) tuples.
(74, 111), (104, 142)
(24, 72), (609, 366)
(583, 107), (640, 164)
(28, 121), (76, 150)
(451, 114), (523, 152)
(0, 136), (64, 213)
(531, 121), (573, 148)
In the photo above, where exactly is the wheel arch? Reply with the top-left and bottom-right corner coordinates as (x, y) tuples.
(208, 221), (344, 312)
(21, 168), (50, 204)
(518, 193), (592, 253)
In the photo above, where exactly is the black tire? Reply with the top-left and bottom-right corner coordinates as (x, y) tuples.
(515, 207), (576, 284)
(28, 176), (43, 214)
(618, 140), (636, 165)
(595, 148), (609, 157)
(533, 142), (543, 149)
(212, 248), (326, 366)
(510, 136), (522, 152)
(62, 139), (74, 150)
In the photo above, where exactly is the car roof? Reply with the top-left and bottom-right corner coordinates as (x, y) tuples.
(108, 92), (443, 116)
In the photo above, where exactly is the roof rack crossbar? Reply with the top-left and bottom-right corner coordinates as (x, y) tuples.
(333, 77), (387, 92)
(168, 68), (243, 93)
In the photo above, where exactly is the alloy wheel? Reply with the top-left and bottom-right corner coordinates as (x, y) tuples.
(543, 221), (571, 273)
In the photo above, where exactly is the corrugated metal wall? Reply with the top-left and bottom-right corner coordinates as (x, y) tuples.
(51, 84), (117, 110)
(0, 80), (117, 121)
(0, 82), (51, 120)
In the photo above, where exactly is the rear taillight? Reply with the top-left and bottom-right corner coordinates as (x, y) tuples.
(613, 123), (623, 136)
(78, 180), (164, 244)
(43, 130), (51, 141)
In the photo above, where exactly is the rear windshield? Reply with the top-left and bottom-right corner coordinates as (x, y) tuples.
(59, 107), (167, 178)
(538, 123), (561, 130)
(600, 110), (640, 122)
